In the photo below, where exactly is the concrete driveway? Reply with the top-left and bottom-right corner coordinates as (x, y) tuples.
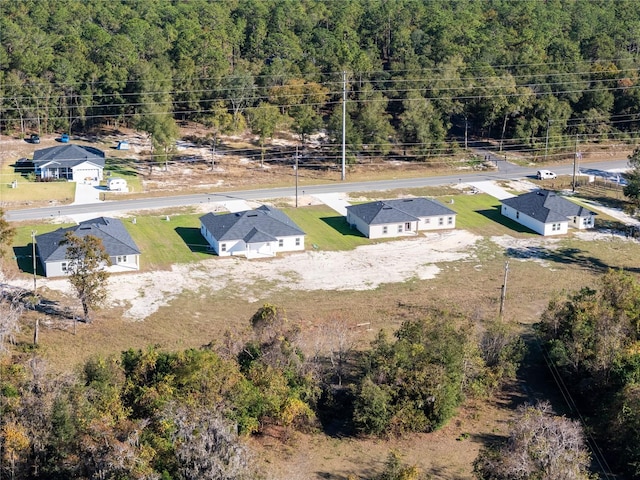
(311, 192), (351, 216)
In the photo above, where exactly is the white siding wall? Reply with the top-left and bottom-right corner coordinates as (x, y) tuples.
(276, 236), (305, 252)
(571, 215), (594, 229)
(72, 162), (103, 184)
(501, 205), (568, 236)
(44, 258), (137, 277)
(111, 254), (139, 270)
(418, 215), (456, 231)
(347, 212), (372, 238)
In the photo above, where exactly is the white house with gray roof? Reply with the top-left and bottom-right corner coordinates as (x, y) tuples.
(33, 144), (105, 184)
(346, 197), (457, 239)
(200, 205), (305, 258)
(35, 217), (140, 277)
(500, 190), (596, 236)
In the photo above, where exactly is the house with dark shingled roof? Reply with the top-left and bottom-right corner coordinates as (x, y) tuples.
(500, 189), (596, 236)
(33, 144), (105, 184)
(199, 205), (305, 258)
(346, 197), (457, 239)
(35, 217), (140, 277)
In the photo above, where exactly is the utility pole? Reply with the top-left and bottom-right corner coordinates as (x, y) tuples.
(544, 119), (550, 161)
(210, 136), (216, 170)
(499, 261), (509, 318)
(464, 114), (468, 150)
(573, 134), (578, 192)
(31, 230), (37, 293)
(341, 70), (347, 181)
(295, 146), (299, 208)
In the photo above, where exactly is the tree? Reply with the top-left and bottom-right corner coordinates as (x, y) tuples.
(399, 97), (446, 159)
(63, 232), (110, 322)
(375, 452), (423, 480)
(0, 208), (16, 259)
(624, 148), (640, 217)
(354, 317), (474, 436)
(246, 102), (282, 167)
(474, 402), (593, 480)
(0, 288), (23, 354)
(169, 405), (255, 480)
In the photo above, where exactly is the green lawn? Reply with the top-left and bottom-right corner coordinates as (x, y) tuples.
(119, 213), (211, 270)
(282, 205), (371, 251)
(104, 157), (143, 193)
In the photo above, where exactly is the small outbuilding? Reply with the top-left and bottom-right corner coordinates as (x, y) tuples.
(107, 177), (128, 192)
(116, 140), (130, 150)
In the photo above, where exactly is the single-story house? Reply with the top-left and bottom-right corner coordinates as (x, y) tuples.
(33, 144), (105, 184)
(200, 205), (305, 258)
(500, 189), (596, 236)
(35, 217), (140, 277)
(346, 197), (457, 239)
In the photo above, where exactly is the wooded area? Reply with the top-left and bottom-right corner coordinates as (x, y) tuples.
(3, 0), (640, 162)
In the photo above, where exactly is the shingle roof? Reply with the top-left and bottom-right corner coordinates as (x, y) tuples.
(501, 190), (596, 222)
(33, 144), (105, 169)
(200, 205), (305, 242)
(346, 197), (456, 225)
(36, 217), (140, 263)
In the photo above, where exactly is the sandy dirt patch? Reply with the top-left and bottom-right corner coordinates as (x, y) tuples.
(35, 230), (480, 321)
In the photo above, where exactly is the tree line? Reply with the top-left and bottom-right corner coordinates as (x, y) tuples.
(0, 301), (524, 479)
(4, 0), (640, 162)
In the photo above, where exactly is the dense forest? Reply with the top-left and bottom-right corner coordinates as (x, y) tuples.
(3, 0), (640, 162)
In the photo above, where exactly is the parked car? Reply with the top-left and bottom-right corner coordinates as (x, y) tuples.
(60, 133), (70, 143)
(537, 169), (557, 180)
(30, 134), (40, 144)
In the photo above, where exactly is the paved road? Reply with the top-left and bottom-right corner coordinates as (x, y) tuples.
(5, 159), (630, 222)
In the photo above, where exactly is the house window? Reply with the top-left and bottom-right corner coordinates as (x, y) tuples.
(397, 224), (403, 233)
(383, 226), (388, 234)
(583, 217), (590, 226)
(447, 216), (453, 225)
(221, 243), (227, 252)
(61, 262), (68, 272)
(424, 218), (430, 224)
(438, 217), (444, 225)
(279, 239), (284, 247)
(516, 211), (520, 219)
(117, 255), (127, 263)
(295, 237), (300, 246)
(552, 223), (561, 231)
(405, 222), (411, 231)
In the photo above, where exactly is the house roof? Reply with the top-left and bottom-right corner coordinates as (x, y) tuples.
(33, 144), (105, 169)
(346, 197), (456, 225)
(501, 190), (596, 223)
(200, 205), (305, 243)
(36, 217), (140, 263)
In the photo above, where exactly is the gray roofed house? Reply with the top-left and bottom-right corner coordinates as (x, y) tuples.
(346, 197), (457, 239)
(200, 205), (306, 258)
(35, 217), (140, 277)
(33, 144), (105, 184)
(500, 189), (596, 236)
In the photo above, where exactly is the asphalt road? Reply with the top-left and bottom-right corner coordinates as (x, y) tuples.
(5, 158), (630, 222)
